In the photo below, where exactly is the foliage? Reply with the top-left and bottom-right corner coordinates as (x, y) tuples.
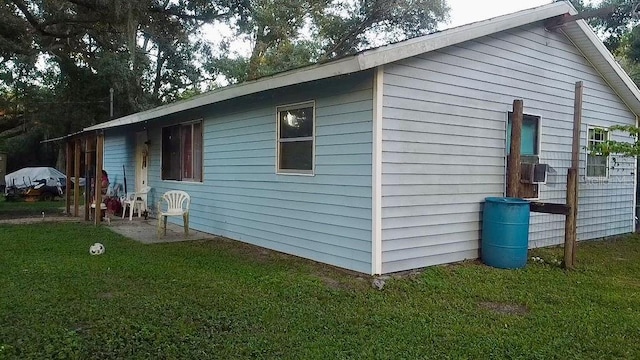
(224, 0), (450, 81)
(0, 0), (450, 171)
(1, 222), (640, 358)
(587, 124), (640, 156)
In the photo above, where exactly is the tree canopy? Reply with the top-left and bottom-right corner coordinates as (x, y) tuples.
(0, 0), (449, 171)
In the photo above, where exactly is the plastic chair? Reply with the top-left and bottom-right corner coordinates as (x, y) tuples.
(157, 190), (190, 236)
(121, 186), (152, 221)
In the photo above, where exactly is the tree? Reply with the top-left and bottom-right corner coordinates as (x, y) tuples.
(0, 0), (249, 171)
(223, 0), (449, 81)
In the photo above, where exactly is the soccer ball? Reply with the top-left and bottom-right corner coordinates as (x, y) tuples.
(89, 243), (105, 255)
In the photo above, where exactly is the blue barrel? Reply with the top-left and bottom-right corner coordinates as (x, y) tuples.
(482, 197), (530, 269)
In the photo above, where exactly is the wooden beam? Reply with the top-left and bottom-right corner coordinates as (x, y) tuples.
(571, 82), (583, 169)
(94, 133), (104, 225)
(507, 99), (523, 198)
(564, 81), (583, 269)
(74, 140), (81, 217)
(84, 138), (91, 221)
(529, 202), (570, 216)
(65, 141), (72, 215)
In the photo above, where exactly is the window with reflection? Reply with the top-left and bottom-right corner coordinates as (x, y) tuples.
(162, 121), (203, 181)
(277, 102), (314, 174)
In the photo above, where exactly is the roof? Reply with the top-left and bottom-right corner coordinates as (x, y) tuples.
(84, 1), (640, 132)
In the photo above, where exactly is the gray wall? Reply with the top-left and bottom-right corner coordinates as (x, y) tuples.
(144, 72), (374, 273)
(380, 24), (636, 273)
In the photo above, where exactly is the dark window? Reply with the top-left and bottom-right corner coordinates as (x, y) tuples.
(162, 121), (203, 181)
(277, 103), (314, 173)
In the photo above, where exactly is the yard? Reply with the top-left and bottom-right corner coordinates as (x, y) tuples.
(0, 219), (639, 358)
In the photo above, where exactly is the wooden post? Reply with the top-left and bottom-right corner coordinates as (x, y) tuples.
(84, 138), (91, 221)
(65, 141), (72, 215)
(95, 133), (104, 225)
(507, 99), (523, 198)
(74, 140), (81, 217)
(564, 81), (583, 269)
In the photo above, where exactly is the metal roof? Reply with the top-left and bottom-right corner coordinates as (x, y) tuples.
(83, 1), (640, 132)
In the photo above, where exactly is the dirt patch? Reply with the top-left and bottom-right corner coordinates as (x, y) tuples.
(97, 292), (117, 299)
(479, 301), (529, 316)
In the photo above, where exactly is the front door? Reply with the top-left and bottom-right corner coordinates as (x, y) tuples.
(135, 131), (149, 190)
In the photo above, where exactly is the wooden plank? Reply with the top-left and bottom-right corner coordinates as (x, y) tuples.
(529, 201), (570, 215)
(507, 99), (523, 197)
(84, 138), (91, 221)
(95, 133), (104, 225)
(564, 168), (577, 269)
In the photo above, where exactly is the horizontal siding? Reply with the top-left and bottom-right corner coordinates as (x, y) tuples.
(103, 128), (135, 195)
(144, 72), (373, 273)
(381, 24), (636, 273)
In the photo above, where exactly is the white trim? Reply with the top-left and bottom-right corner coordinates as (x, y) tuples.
(85, 58), (360, 131)
(83, 3), (578, 134)
(634, 114), (638, 231)
(357, 2), (574, 70)
(585, 125), (610, 180)
(372, 66), (384, 275)
(562, 20), (640, 116)
(275, 101), (316, 176)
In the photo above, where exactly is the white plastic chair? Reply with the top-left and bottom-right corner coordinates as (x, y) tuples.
(121, 186), (152, 221)
(157, 190), (190, 236)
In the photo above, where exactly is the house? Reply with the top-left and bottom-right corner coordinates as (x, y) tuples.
(68, 1), (639, 274)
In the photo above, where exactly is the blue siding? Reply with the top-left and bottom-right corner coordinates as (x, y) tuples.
(141, 73), (374, 273)
(103, 128), (135, 194)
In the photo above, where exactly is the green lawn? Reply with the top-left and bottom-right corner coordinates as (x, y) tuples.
(0, 196), (66, 219)
(1, 223), (639, 359)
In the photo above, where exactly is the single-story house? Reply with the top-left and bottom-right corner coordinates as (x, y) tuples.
(68, 1), (639, 274)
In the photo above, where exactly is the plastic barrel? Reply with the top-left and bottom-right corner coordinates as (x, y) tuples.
(481, 197), (530, 269)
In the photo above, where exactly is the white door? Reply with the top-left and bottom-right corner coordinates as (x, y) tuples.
(135, 131), (149, 191)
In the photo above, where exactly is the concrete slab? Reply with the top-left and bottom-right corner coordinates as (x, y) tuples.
(107, 216), (218, 244)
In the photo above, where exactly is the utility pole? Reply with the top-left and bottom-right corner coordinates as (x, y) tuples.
(109, 88), (114, 119)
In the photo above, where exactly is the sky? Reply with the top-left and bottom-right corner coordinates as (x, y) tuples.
(446, 0), (553, 28)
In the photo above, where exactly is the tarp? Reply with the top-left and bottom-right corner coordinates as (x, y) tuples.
(5, 167), (66, 190)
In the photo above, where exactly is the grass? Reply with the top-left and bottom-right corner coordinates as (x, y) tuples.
(1, 222), (639, 359)
(0, 196), (67, 219)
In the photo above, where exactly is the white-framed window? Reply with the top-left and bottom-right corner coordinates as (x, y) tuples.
(161, 120), (203, 182)
(586, 126), (609, 178)
(277, 101), (315, 174)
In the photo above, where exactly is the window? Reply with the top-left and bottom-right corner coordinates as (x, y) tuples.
(506, 112), (541, 199)
(587, 127), (609, 178)
(162, 121), (203, 181)
(507, 113), (540, 155)
(277, 102), (314, 174)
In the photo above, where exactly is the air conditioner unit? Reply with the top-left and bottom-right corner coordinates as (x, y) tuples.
(521, 163), (548, 184)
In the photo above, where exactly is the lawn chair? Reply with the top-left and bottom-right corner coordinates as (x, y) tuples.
(157, 190), (190, 236)
(121, 186), (151, 221)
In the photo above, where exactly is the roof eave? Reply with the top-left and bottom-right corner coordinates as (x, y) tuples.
(357, 1), (576, 70)
(562, 20), (640, 116)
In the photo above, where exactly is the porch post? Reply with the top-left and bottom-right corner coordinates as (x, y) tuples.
(74, 140), (81, 217)
(94, 133), (104, 225)
(65, 141), (72, 215)
(84, 138), (91, 221)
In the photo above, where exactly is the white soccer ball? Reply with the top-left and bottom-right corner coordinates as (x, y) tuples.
(89, 243), (105, 255)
